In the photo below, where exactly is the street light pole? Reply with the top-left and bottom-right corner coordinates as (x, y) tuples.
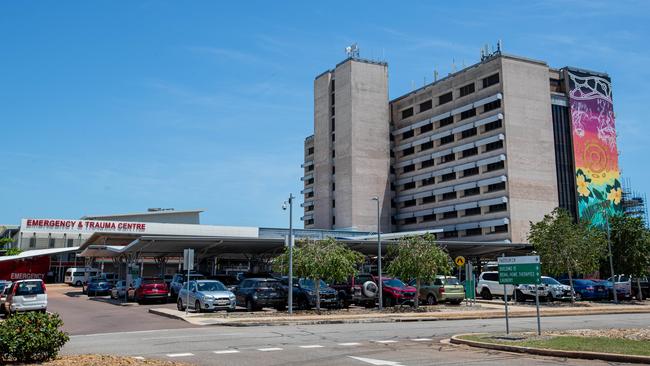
(283, 194), (295, 314)
(604, 210), (618, 304)
(372, 197), (382, 310)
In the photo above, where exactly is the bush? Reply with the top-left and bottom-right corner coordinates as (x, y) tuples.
(0, 311), (69, 362)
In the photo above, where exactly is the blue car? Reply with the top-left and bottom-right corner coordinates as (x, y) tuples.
(559, 279), (608, 301)
(87, 278), (113, 296)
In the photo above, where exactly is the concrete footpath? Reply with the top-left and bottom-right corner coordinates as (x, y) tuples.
(149, 301), (650, 326)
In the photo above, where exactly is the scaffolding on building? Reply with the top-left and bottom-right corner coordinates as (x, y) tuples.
(621, 178), (649, 227)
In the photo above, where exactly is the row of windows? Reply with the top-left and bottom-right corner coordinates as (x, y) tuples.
(27, 237), (78, 248)
(399, 139), (504, 176)
(400, 99), (502, 142)
(398, 160), (505, 193)
(399, 73), (500, 120)
(400, 123), (503, 160)
(398, 181), (506, 208)
(397, 221), (509, 238)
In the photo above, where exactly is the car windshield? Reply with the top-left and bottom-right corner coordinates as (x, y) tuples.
(260, 280), (283, 288)
(442, 277), (460, 285)
(382, 279), (406, 288)
(197, 281), (227, 292)
(143, 278), (164, 284)
(299, 279), (328, 288)
(542, 277), (560, 285)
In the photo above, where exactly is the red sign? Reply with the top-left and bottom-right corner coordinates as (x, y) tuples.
(0, 256), (50, 281)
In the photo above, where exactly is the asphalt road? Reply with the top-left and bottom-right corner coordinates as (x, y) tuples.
(63, 313), (650, 366)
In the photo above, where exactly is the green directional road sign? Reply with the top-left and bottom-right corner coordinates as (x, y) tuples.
(498, 256), (541, 285)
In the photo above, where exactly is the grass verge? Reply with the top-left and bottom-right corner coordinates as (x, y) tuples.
(461, 334), (650, 356)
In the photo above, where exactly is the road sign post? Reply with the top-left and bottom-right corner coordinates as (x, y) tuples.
(183, 249), (194, 315)
(498, 255), (541, 336)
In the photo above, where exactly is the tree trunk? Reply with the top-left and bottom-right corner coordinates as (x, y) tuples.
(315, 278), (321, 313)
(415, 278), (420, 309)
(567, 269), (575, 305)
(637, 278), (644, 301)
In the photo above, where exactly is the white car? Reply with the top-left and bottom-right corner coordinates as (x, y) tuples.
(607, 275), (633, 299)
(477, 272), (515, 300)
(514, 283), (549, 301)
(177, 280), (236, 313)
(3, 279), (47, 315)
(541, 276), (573, 301)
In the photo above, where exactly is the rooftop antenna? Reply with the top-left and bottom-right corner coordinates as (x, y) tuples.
(434, 67), (439, 82)
(452, 58), (456, 73)
(497, 39), (502, 53)
(411, 80), (415, 90)
(423, 76), (426, 86)
(462, 59), (466, 68)
(345, 43), (360, 58)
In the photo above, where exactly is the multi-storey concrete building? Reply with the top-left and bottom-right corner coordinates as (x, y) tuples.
(303, 49), (622, 244)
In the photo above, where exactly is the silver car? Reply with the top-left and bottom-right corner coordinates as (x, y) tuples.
(3, 279), (47, 315)
(542, 276), (573, 301)
(177, 280), (236, 313)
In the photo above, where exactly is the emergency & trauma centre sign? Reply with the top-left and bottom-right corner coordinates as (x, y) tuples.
(23, 219), (147, 233)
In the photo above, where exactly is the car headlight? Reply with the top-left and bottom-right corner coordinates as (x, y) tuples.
(204, 295), (214, 300)
(229, 294), (236, 300)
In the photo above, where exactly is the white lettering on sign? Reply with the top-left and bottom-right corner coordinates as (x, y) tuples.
(497, 256), (540, 265)
(24, 219), (147, 233)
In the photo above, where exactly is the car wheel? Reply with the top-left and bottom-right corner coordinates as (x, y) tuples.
(177, 298), (185, 311)
(480, 288), (492, 300)
(547, 294), (555, 302)
(384, 297), (395, 307)
(246, 299), (254, 312)
(574, 292), (582, 301)
(426, 294), (437, 305)
(450, 299), (463, 305)
(515, 290), (525, 302)
(195, 300), (202, 313)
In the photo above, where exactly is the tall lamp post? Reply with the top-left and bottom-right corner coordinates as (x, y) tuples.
(372, 196), (382, 310)
(283, 194), (295, 314)
(604, 208), (618, 304)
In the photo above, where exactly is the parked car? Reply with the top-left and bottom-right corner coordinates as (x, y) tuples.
(514, 283), (549, 302)
(376, 277), (416, 307)
(82, 276), (99, 294)
(330, 273), (377, 308)
(169, 272), (206, 299)
(605, 275), (633, 299)
(177, 280), (236, 313)
(163, 274), (174, 288)
(133, 277), (168, 304)
(209, 273), (240, 290)
(65, 267), (99, 286)
(110, 280), (134, 301)
(541, 276), (573, 301)
(86, 278), (113, 296)
(2, 279), (47, 315)
(0, 280), (12, 315)
(283, 278), (339, 309)
(100, 272), (118, 284)
(631, 277), (650, 299)
(477, 272), (515, 300)
(413, 276), (465, 305)
(233, 277), (287, 311)
(559, 279), (608, 300)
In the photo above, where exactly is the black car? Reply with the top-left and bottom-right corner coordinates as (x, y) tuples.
(169, 272), (206, 299)
(233, 277), (287, 311)
(284, 278), (339, 310)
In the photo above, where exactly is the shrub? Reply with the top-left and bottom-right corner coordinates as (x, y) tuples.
(0, 311), (69, 362)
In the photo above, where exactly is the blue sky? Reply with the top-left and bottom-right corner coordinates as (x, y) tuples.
(1, 1), (649, 228)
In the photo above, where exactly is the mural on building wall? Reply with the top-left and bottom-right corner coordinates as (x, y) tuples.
(566, 69), (622, 226)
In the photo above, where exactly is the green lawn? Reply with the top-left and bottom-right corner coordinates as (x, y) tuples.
(461, 334), (650, 356)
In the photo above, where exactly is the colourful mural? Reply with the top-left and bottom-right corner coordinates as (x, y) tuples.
(566, 69), (622, 226)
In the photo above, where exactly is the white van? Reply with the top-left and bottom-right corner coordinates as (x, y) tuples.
(65, 268), (99, 286)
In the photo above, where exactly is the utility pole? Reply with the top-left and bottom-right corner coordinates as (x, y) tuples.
(605, 210), (618, 304)
(372, 197), (382, 310)
(283, 194), (295, 314)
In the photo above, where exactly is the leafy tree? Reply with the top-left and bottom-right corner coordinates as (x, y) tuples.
(4, 247), (21, 256)
(609, 215), (650, 300)
(0, 238), (20, 256)
(275, 237), (364, 312)
(528, 208), (607, 302)
(385, 234), (451, 308)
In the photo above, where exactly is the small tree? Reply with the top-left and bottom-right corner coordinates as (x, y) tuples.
(275, 237), (364, 312)
(385, 234), (451, 308)
(0, 238), (20, 256)
(609, 215), (650, 300)
(528, 208), (607, 303)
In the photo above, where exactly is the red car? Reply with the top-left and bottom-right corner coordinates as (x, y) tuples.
(133, 277), (168, 304)
(374, 277), (417, 307)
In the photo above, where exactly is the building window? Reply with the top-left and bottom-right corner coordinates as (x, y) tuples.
(331, 79), (335, 91)
(485, 140), (504, 152)
(441, 172), (456, 182)
(464, 187), (480, 196)
(489, 203), (508, 212)
(29, 237), (36, 248)
(332, 166), (335, 175)
(331, 118), (335, 132)
(402, 130), (414, 139)
(306, 205), (314, 212)
(420, 123), (433, 134)
(461, 127), (478, 139)
(421, 158), (435, 169)
(442, 230), (458, 238)
(307, 147), (314, 155)
(332, 216), (336, 225)
(67, 238), (74, 247)
(419, 100), (432, 113)
(422, 213), (436, 222)
(331, 133), (335, 142)
(459, 83), (475, 97)
(421, 177), (435, 186)
(486, 160), (505, 172)
(439, 116), (454, 128)
(483, 99), (501, 113)
(48, 237), (55, 248)
(420, 141), (434, 151)
(332, 199), (336, 208)
(332, 150), (336, 158)
(331, 93), (335, 106)
(441, 153), (455, 164)
(422, 195), (435, 204)
(440, 134), (454, 145)
(306, 219), (314, 225)
(489, 224), (509, 234)
(402, 107), (414, 119)
(403, 182), (416, 190)
(463, 167), (479, 177)
(402, 147), (415, 157)
(306, 192), (314, 198)
(465, 207), (482, 216)
(332, 182), (336, 191)
(403, 164), (415, 173)
(460, 108), (477, 120)
(439, 92), (453, 105)
(484, 120), (502, 132)
(331, 106), (335, 116)
(465, 228), (482, 236)
(462, 147), (478, 158)
(403, 217), (417, 225)
(442, 211), (458, 220)
(403, 199), (416, 207)
(482, 73), (500, 88)
(487, 182), (506, 192)
(306, 178), (314, 185)
(307, 165), (314, 172)
(442, 191), (457, 201)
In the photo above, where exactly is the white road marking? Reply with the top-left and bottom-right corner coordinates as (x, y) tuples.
(412, 338), (432, 341)
(373, 340), (398, 344)
(339, 342), (362, 346)
(213, 350), (240, 354)
(166, 353), (194, 357)
(348, 356), (404, 365)
(132, 356), (145, 360)
(299, 345), (324, 348)
(257, 347), (283, 351)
